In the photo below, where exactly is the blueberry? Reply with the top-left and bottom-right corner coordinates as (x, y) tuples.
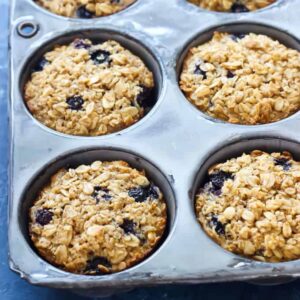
(73, 39), (91, 50)
(128, 187), (149, 202)
(230, 33), (247, 42)
(120, 219), (136, 235)
(128, 184), (159, 202)
(111, 0), (121, 3)
(136, 85), (155, 109)
(36, 209), (53, 226)
(86, 257), (111, 274)
(207, 171), (234, 195)
(209, 215), (226, 235)
(66, 96), (84, 111)
(93, 186), (109, 194)
(227, 70), (235, 78)
(77, 6), (94, 18)
(102, 194), (112, 200)
(90, 50), (111, 65)
(274, 158), (292, 171)
(230, 3), (250, 13)
(32, 57), (49, 72)
(92, 186), (112, 202)
(194, 64), (207, 79)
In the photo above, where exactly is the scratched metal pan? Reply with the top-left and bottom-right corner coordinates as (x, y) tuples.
(8, 0), (300, 296)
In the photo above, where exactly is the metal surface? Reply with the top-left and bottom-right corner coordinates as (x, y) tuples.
(8, 0), (300, 294)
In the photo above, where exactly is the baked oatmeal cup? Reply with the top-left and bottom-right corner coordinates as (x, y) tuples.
(34, 0), (136, 18)
(187, 0), (276, 13)
(196, 150), (300, 262)
(24, 38), (155, 136)
(29, 160), (167, 274)
(180, 32), (300, 125)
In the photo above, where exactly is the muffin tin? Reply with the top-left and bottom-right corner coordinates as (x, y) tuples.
(9, 0), (300, 296)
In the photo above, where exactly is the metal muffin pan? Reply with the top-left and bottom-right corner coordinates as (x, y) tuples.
(9, 0), (300, 294)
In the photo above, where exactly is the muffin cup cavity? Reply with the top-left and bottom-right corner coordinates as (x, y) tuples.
(19, 147), (176, 275)
(20, 29), (164, 137)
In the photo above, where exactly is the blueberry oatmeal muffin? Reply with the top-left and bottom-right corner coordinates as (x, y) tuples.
(29, 160), (167, 274)
(34, 0), (136, 18)
(195, 150), (300, 262)
(180, 32), (300, 125)
(188, 0), (276, 12)
(24, 39), (155, 136)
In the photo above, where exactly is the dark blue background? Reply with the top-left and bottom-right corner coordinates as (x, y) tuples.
(2, 1), (300, 299)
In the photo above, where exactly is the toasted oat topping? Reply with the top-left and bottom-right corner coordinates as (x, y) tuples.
(24, 39), (154, 136)
(188, 0), (275, 12)
(180, 32), (300, 125)
(195, 150), (300, 262)
(34, 0), (136, 18)
(29, 160), (167, 274)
